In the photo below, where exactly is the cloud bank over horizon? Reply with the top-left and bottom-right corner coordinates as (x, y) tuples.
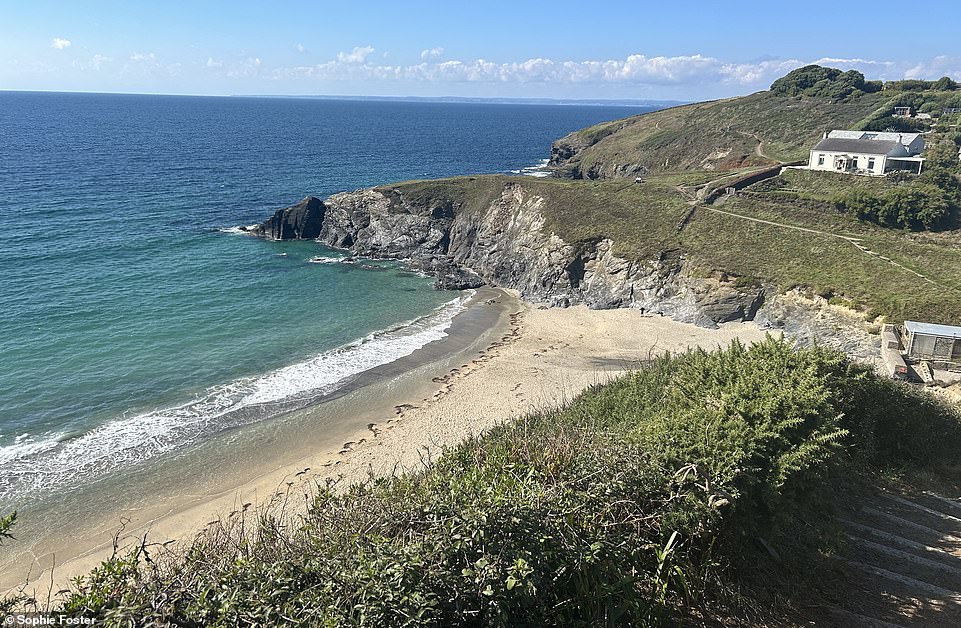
(273, 49), (961, 88)
(14, 42), (961, 99)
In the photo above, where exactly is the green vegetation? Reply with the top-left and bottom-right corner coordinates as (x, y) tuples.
(769, 65), (881, 100)
(551, 90), (891, 177)
(58, 340), (961, 625)
(552, 64), (961, 181)
(383, 171), (961, 324)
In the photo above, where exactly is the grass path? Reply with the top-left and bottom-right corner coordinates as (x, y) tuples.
(702, 205), (943, 287)
(672, 164), (949, 290)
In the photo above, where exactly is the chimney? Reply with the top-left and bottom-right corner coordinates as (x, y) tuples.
(823, 131), (828, 139)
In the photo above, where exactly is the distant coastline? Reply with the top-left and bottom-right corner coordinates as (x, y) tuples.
(231, 93), (688, 107)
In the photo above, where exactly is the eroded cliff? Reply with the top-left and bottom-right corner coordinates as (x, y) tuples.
(250, 180), (765, 328)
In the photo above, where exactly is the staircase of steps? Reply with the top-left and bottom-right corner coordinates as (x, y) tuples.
(813, 490), (961, 626)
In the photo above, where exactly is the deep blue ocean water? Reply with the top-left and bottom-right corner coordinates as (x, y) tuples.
(0, 92), (658, 505)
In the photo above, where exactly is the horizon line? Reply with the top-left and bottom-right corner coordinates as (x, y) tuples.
(0, 88), (688, 106)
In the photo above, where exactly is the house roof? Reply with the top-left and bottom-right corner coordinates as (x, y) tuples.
(827, 130), (922, 146)
(905, 320), (961, 339)
(812, 137), (907, 156)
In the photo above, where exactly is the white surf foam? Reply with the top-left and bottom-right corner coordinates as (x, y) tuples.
(0, 293), (472, 500)
(511, 158), (551, 178)
(0, 432), (64, 467)
(307, 255), (351, 264)
(218, 225), (259, 235)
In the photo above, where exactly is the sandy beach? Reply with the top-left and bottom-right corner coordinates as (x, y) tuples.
(7, 289), (769, 595)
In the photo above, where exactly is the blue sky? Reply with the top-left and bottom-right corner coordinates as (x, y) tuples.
(3, 1), (960, 99)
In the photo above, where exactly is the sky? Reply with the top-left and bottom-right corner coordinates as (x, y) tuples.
(2, 1), (961, 100)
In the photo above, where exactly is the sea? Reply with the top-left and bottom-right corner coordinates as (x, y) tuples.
(0, 91), (660, 511)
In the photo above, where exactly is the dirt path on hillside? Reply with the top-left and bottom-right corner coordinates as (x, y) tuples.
(673, 168), (947, 290)
(701, 205), (942, 287)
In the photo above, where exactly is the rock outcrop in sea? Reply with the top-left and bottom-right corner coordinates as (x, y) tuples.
(251, 180), (879, 358)
(250, 183), (766, 329)
(251, 195), (327, 240)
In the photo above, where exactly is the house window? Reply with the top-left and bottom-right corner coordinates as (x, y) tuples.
(867, 158), (876, 171)
(851, 157), (859, 170)
(817, 154), (825, 166)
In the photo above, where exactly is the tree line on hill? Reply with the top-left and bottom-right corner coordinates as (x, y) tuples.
(771, 65), (959, 101)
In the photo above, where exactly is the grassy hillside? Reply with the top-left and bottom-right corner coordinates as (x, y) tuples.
(57, 339), (961, 625)
(383, 174), (961, 324)
(550, 90), (892, 178)
(550, 65), (961, 180)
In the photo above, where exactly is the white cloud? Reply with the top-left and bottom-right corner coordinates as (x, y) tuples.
(51, 38), (71, 50)
(206, 57), (223, 68)
(296, 43), (307, 54)
(129, 52), (157, 63)
(903, 55), (961, 80)
(88, 54), (112, 70)
(202, 47), (961, 95)
(226, 56), (264, 78)
(336, 45), (374, 64)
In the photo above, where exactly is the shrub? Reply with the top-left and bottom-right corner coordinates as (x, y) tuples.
(59, 339), (961, 626)
(770, 65), (877, 100)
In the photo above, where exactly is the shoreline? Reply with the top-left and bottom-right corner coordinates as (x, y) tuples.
(0, 287), (512, 593)
(4, 290), (770, 595)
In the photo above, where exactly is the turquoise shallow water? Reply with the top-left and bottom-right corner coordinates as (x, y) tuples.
(0, 92), (658, 505)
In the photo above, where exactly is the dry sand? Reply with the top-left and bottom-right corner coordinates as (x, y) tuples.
(17, 289), (769, 595)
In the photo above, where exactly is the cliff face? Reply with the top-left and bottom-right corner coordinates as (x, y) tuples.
(252, 183), (765, 328)
(256, 196), (327, 240)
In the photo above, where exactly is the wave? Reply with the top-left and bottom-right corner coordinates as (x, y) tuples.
(307, 255), (351, 264)
(510, 158), (551, 178)
(0, 293), (472, 502)
(218, 225), (259, 235)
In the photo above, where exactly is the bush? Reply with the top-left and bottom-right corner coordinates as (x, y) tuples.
(834, 163), (960, 230)
(770, 65), (877, 100)
(59, 339), (961, 626)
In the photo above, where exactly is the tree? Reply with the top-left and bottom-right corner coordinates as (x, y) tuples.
(932, 76), (959, 92)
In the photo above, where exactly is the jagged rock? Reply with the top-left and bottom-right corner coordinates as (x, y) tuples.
(433, 264), (485, 291)
(255, 196), (326, 240)
(252, 183), (768, 327)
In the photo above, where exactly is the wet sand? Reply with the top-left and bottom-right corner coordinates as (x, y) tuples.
(5, 289), (770, 595)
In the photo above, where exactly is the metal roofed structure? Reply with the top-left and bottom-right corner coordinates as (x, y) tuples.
(903, 320), (961, 363)
(904, 321), (961, 339)
(812, 138), (906, 156)
(807, 129), (925, 175)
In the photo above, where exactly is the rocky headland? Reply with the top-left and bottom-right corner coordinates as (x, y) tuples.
(246, 179), (880, 361)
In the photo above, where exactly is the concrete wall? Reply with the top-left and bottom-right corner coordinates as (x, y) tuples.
(808, 150), (885, 175)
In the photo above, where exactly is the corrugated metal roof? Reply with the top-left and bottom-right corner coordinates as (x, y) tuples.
(905, 320), (961, 339)
(812, 138), (906, 155)
(827, 130), (922, 145)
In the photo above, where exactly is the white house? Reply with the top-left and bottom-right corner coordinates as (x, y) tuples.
(808, 130), (925, 175)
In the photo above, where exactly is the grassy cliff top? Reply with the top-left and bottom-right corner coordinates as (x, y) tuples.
(382, 172), (961, 324)
(550, 65), (961, 180)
